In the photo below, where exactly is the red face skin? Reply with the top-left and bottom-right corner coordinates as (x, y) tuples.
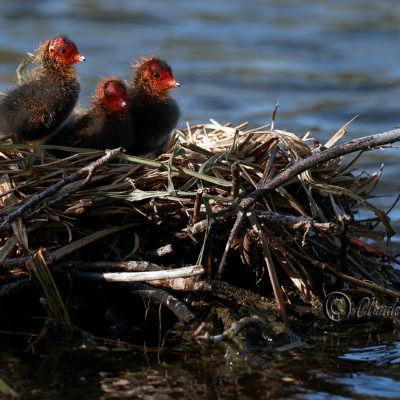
(146, 60), (180, 92)
(47, 37), (85, 65)
(133, 56), (180, 100)
(95, 78), (128, 114)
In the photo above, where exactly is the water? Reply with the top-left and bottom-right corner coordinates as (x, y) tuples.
(1, 0), (400, 398)
(2, 326), (400, 399)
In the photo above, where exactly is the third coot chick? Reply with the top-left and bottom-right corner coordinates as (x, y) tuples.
(127, 56), (180, 155)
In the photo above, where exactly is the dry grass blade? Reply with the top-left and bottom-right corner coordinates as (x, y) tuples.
(26, 249), (71, 328)
(50, 223), (139, 262)
(324, 115), (359, 148)
(0, 175), (28, 250)
(313, 183), (395, 237)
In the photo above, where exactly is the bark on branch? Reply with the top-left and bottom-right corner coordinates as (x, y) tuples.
(1, 147), (125, 227)
(218, 128), (400, 277)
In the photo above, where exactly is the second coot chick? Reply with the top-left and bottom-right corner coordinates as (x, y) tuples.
(46, 77), (131, 155)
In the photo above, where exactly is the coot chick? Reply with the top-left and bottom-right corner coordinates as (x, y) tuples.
(46, 77), (131, 155)
(127, 56), (180, 155)
(0, 36), (85, 142)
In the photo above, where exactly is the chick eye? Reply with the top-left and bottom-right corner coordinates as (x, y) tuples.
(105, 92), (111, 98)
(60, 48), (67, 54)
(153, 72), (160, 78)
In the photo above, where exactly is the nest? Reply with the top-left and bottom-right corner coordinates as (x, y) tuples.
(0, 113), (399, 345)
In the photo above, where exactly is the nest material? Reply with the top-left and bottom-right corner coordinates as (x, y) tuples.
(0, 115), (399, 341)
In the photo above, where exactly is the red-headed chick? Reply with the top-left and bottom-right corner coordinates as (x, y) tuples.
(46, 77), (132, 156)
(126, 56), (180, 155)
(0, 36), (85, 142)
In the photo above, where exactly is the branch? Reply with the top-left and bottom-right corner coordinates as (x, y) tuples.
(218, 128), (400, 276)
(255, 210), (338, 232)
(145, 244), (175, 259)
(197, 316), (262, 343)
(319, 263), (400, 299)
(144, 277), (202, 291)
(125, 282), (194, 322)
(245, 128), (400, 207)
(52, 260), (164, 273)
(1, 147), (125, 227)
(76, 265), (205, 283)
(247, 210), (288, 324)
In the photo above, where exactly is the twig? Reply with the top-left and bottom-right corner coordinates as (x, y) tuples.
(217, 208), (245, 278)
(193, 280), (280, 311)
(255, 210), (338, 232)
(247, 211), (289, 325)
(218, 128), (400, 277)
(230, 161), (240, 199)
(49, 223), (138, 262)
(145, 244), (175, 258)
(244, 128), (400, 212)
(125, 282), (194, 322)
(52, 260), (164, 273)
(318, 263), (400, 299)
(316, 228), (378, 283)
(26, 178), (89, 220)
(0, 147), (125, 227)
(76, 265), (205, 283)
(185, 206), (237, 237)
(197, 316), (262, 343)
(144, 276), (203, 291)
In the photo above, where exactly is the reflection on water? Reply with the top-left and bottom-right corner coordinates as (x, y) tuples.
(1, 1), (400, 398)
(2, 326), (400, 399)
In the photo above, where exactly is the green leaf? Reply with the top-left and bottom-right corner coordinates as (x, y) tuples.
(123, 233), (143, 261)
(180, 152), (227, 192)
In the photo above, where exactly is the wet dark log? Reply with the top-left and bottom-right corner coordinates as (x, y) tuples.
(125, 282), (194, 323)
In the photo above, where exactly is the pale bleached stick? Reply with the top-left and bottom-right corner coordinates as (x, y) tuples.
(76, 265), (205, 283)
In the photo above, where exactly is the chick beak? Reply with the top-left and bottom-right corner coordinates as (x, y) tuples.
(121, 100), (127, 108)
(169, 78), (180, 88)
(77, 53), (86, 62)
